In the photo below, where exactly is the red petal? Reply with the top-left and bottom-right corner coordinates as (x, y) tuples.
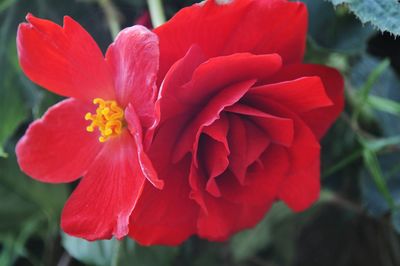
(125, 104), (164, 189)
(268, 64), (344, 139)
(178, 53), (282, 105)
(225, 103), (294, 147)
(155, 0), (306, 80)
(17, 14), (114, 100)
(226, 115), (271, 184)
(198, 134), (229, 197)
(220, 145), (289, 205)
(197, 193), (272, 241)
(189, 158), (273, 241)
(105, 26), (159, 125)
(167, 53), (281, 163)
(202, 115), (230, 197)
(173, 79), (257, 164)
(157, 45), (207, 123)
(250, 97), (321, 211)
(61, 131), (146, 240)
(129, 158), (199, 246)
(202, 113), (230, 152)
(16, 99), (101, 183)
(249, 76), (333, 113)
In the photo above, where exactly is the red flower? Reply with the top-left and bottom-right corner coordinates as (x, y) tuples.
(128, 0), (344, 245)
(16, 14), (163, 240)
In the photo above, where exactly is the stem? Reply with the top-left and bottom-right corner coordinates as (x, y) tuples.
(147, 0), (166, 28)
(98, 0), (121, 39)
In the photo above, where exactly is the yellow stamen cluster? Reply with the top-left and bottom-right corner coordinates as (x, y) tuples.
(85, 98), (124, 143)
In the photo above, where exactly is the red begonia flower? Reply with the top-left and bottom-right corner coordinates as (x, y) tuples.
(128, 0), (344, 245)
(16, 14), (163, 240)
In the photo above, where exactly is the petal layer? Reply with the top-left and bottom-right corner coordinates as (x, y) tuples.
(16, 98), (101, 183)
(267, 64), (344, 139)
(106, 26), (159, 126)
(155, 0), (306, 79)
(129, 159), (199, 246)
(17, 14), (114, 100)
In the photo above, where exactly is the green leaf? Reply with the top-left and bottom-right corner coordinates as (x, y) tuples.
(62, 234), (117, 266)
(362, 148), (394, 208)
(119, 240), (178, 266)
(352, 58), (390, 123)
(0, 151), (68, 233)
(0, 0), (17, 13)
(0, 68), (29, 158)
(328, 0), (400, 35)
(302, 0), (374, 53)
(368, 95), (400, 117)
(62, 235), (178, 266)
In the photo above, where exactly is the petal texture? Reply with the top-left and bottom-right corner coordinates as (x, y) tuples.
(267, 64), (344, 139)
(106, 26), (159, 126)
(17, 14), (114, 100)
(155, 0), (306, 79)
(16, 98), (102, 183)
(61, 131), (147, 240)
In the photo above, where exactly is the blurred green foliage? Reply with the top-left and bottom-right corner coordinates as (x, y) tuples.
(0, 0), (400, 265)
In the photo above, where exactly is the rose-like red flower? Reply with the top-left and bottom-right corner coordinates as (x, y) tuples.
(128, 0), (344, 245)
(16, 14), (163, 240)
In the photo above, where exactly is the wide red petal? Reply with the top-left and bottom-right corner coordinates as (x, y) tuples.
(16, 98), (101, 183)
(105, 26), (159, 125)
(155, 0), (306, 80)
(61, 131), (146, 240)
(17, 14), (114, 100)
(129, 158), (199, 246)
(267, 64), (344, 139)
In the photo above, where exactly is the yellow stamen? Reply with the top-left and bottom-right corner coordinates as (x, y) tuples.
(85, 98), (125, 143)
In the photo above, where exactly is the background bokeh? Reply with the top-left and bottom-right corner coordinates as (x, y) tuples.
(1, 0), (400, 265)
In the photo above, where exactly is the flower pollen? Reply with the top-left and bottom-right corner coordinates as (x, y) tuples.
(85, 98), (124, 143)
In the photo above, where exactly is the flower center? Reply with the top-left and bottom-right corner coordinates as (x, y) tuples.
(85, 98), (124, 143)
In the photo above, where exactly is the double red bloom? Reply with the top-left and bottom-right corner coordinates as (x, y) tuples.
(16, 0), (344, 245)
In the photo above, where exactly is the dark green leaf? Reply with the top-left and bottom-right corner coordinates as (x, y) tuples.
(303, 0), (374, 53)
(328, 0), (400, 35)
